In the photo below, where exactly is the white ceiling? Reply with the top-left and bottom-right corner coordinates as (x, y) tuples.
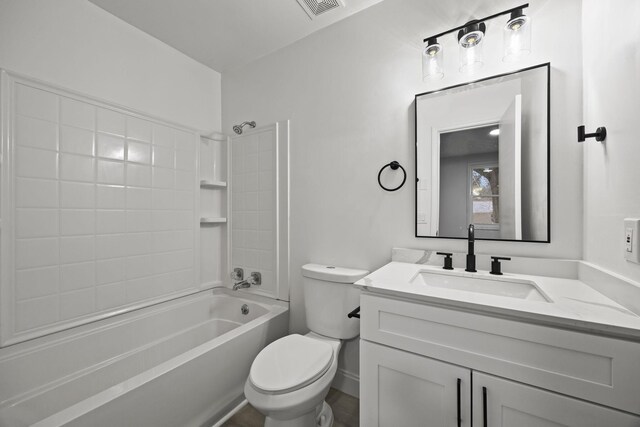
(440, 125), (500, 158)
(88, 0), (385, 72)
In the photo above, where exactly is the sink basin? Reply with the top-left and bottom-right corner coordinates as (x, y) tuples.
(412, 271), (552, 302)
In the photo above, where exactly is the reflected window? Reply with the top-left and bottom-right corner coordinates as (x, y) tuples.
(470, 166), (499, 227)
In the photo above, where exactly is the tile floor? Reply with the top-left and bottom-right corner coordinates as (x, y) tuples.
(222, 388), (359, 427)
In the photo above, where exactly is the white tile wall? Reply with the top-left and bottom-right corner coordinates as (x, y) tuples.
(15, 266), (59, 300)
(60, 262), (95, 291)
(15, 115), (58, 151)
(231, 127), (277, 297)
(60, 97), (95, 130)
(60, 125), (94, 156)
(3, 81), (199, 344)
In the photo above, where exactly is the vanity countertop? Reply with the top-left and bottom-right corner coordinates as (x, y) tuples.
(355, 261), (640, 341)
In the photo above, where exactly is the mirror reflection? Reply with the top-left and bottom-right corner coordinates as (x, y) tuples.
(415, 64), (549, 242)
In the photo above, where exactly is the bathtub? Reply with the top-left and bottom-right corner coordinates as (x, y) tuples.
(0, 288), (288, 427)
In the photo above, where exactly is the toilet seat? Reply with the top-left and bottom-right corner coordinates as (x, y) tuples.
(249, 334), (334, 395)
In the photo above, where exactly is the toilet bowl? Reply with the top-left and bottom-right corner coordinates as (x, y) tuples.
(244, 333), (340, 427)
(244, 264), (368, 427)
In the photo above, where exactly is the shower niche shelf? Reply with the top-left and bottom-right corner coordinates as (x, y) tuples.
(200, 217), (227, 225)
(200, 180), (227, 188)
(199, 133), (229, 289)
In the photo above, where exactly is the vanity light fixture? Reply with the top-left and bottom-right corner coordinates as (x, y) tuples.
(422, 37), (444, 80)
(421, 3), (530, 79)
(503, 8), (532, 62)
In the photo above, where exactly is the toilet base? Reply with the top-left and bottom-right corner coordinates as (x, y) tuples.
(264, 401), (333, 427)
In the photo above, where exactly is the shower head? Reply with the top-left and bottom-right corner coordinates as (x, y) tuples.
(232, 121), (256, 135)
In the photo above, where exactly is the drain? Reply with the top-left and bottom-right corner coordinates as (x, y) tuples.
(241, 304), (249, 315)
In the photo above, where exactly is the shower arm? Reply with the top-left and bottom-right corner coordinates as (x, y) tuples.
(232, 121), (256, 135)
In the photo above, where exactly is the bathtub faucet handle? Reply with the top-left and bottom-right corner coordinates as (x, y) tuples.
(248, 272), (262, 286)
(230, 268), (244, 281)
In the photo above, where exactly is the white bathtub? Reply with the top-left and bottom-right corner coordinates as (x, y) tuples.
(0, 288), (288, 427)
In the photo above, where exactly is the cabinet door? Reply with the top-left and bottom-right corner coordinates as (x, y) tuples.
(472, 372), (640, 427)
(361, 340), (471, 427)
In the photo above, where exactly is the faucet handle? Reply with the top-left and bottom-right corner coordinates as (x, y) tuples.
(436, 252), (454, 270)
(230, 268), (244, 281)
(247, 272), (262, 286)
(490, 256), (511, 275)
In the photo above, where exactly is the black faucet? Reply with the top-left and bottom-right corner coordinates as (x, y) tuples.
(465, 224), (477, 272)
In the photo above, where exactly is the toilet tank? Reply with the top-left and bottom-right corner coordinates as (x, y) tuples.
(302, 264), (369, 339)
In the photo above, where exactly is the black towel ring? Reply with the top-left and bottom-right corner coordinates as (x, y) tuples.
(378, 161), (406, 192)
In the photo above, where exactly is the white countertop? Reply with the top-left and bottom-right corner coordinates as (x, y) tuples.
(355, 261), (640, 341)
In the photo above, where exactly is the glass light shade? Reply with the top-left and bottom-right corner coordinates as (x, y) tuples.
(503, 14), (531, 62)
(422, 41), (444, 80)
(459, 41), (483, 73)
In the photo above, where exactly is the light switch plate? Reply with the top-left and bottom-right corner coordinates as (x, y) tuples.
(624, 218), (640, 264)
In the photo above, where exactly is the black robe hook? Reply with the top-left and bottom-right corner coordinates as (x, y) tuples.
(578, 125), (607, 142)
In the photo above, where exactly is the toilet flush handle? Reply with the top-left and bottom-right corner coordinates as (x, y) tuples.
(347, 306), (361, 319)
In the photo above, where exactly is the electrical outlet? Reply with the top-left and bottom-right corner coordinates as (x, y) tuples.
(624, 219), (640, 264)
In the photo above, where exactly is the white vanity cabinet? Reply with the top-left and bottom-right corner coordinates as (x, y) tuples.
(360, 293), (640, 427)
(360, 340), (471, 427)
(473, 373), (640, 427)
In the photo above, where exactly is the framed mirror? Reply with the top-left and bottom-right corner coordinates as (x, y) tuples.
(415, 63), (550, 242)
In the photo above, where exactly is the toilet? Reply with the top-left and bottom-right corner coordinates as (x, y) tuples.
(244, 263), (368, 427)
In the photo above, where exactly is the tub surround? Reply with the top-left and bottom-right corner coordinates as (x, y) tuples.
(355, 261), (640, 341)
(229, 121), (290, 302)
(0, 70), (227, 347)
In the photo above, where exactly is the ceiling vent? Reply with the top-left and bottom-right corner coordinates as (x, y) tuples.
(296, 0), (345, 19)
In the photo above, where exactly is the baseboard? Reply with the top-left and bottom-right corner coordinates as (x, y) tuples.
(331, 368), (359, 398)
(209, 398), (248, 427)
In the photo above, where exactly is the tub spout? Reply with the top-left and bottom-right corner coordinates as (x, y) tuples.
(233, 272), (261, 290)
(233, 280), (251, 290)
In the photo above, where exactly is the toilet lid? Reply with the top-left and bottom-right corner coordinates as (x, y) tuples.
(249, 334), (334, 394)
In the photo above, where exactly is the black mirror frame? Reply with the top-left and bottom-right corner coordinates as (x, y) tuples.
(414, 62), (551, 243)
